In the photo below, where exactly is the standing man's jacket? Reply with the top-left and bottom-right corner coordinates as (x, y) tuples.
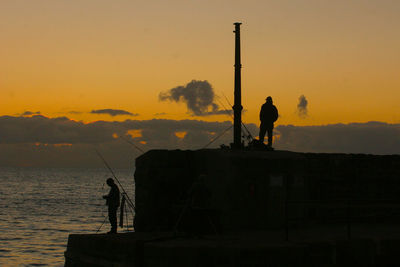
(260, 103), (278, 123)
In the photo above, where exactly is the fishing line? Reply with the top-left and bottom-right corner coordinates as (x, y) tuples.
(216, 95), (250, 141)
(215, 95), (234, 120)
(95, 149), (136, 213)
(96, 215), (107, 233)
(119, 135), (145, 154)
(221, 92), (254, 140)
(202, 125), (233, 149)
(217, 93), (254, 142)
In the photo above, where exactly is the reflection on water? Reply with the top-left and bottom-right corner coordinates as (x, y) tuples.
(0, 168), (134, 266)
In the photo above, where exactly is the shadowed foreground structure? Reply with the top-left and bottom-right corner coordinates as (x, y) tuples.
(65, 149), (400, 266)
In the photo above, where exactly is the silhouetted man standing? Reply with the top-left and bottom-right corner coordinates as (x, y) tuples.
(259, 96), (278, 147)
(103, 178), (120, 234)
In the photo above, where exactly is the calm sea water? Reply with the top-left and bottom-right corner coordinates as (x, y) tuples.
(0, 167), (135, 266)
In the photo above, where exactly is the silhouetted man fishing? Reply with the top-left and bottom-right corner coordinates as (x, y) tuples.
(259, 96), (278, 148)
(103, 178), (120, 234)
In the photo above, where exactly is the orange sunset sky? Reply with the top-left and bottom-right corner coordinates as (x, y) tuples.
(1, 0), (400, 126)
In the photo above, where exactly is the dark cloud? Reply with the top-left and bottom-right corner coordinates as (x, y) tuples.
(154, 112), (167, 116)
(0, 142), (135, 168)
(0, 115), (237, 167)
(297, 95), (308, 118)
(0, 115), (398, 167)
(0, 115), (235, 145)
(0, 115), (116, 144)
(91, 109), (138, 117)
(275, 122), (400, 155)
(21, 111), (41, 116)
(159, 80), (229, 116)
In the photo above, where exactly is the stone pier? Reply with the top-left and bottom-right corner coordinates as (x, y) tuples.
(65, 149), (400, 266)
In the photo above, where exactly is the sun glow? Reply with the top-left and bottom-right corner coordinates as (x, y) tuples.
(127, 130), (142, 139)
(174, 131), (187, 139)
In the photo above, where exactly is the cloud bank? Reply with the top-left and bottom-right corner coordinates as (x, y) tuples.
(0, 115), (398, 167)
(275, 122), (400, 155)
(0, 115), (235, 167)
(159, 80), (231, 116)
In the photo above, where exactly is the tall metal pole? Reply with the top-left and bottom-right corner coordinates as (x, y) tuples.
(233, 22), (243, 149)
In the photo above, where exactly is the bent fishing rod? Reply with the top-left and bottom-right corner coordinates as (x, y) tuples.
(95, 149), (136, 212)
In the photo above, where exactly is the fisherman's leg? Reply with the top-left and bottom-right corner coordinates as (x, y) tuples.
(267, 127), (273, 147)
(108, 207), (118, 233)
(259, 123), (267, 143)
(111, 209), (117, 233)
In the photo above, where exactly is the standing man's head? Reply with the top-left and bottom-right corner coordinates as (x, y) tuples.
(266, 96), (273, 104)
(106, 178), (114, 187)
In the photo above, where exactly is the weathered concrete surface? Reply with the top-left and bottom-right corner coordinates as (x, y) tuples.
(65, 226), (400, 266)
(65, 232), (168, 267)
(134, 149), (400, 232)
(65, 149), (400, 266)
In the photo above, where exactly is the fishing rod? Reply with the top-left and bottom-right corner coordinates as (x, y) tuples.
(96, 215), (107, 233)
(202, 125), (233, 149)
(119, 135), (145, 154)
(215, 95), (234, 120)
(216, 94), (254, 146)
(95, 149), (136, 212)
(221, 92), (254, 141)
(217, 93), (253, 140)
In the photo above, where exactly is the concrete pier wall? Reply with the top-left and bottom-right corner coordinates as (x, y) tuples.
(65, 232), (400, 266)
(65, 149), (400, 266)
(134, 149), (400, 232)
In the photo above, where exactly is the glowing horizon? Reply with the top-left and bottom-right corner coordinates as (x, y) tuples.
(1, 0), (399, 127)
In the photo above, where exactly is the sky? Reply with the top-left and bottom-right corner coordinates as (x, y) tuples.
(1, 0), (399, 166)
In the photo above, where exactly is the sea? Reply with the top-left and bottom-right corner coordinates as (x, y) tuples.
(0, 167), (135, 266)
